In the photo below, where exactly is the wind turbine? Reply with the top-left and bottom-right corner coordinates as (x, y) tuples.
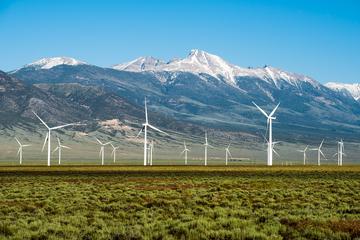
(137, 97), (168, 166)
(310, 139), (325, 166)
(225, 143), (232, 166)
(33, 111), (83, 166)
(15, 137), (30, 165)
(95, 138), (111, 165)
(296, 145), (309, 165)
(204, 132), (214, 166)
(334, 139), (345, 166)
(181, 141), (190, 165)
(52, 137), (71, 165)
(252, 102), (280, 166)
(110, 143), (120, 164)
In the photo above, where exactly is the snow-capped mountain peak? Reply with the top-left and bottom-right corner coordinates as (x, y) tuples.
(112, 56), (164, 72)
(161, 49), (238, 83)
(25, 57), (87, 69)
(112, 49), (319, 88)
(325, 82), (360, 100)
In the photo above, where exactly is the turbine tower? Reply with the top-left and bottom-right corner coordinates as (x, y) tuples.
(95, 138), (111, 165)
(334, 139), (345, 166)
(296, 145), (309, 165)
(110, 143), (120, 164)
(225, 143), (232, 166)
(252, 102), (280, 166)
(137, 97), (168, 166)
(181, 141), (190, 165)
(148, 139), (154, 166)
(203, 132), (213, 166)
(52, 138), (71, 165)
(15, 137), (30, 165)
(33, 111), (82, 166)
(310, 139), (325, 166)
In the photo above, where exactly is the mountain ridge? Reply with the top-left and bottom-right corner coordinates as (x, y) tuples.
(7, 50), (360, 146)
(325, 82), (360, 101)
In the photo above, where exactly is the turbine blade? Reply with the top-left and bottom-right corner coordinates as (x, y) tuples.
(269, 103), (280, 117)
(14, 137), (21, 146)
(52, 147), (59, 153)
(33, 111), (49, 129)
(319, 139), (324, 148)
(252, 102), (269, 118)
(57, 138), (61, 146)
(147, 124), (168, 135)
(22, 144), (31, 147)
(95, 137), (103, 145)
(61, 145), (71, 149)
(320, 150), (325, 158)
(51, 123), (79, 130)
(42, 132), (48, 152)
(17, 148), (21, 156)
(273, 148), (280, 157)
(136, 127), (144, 138)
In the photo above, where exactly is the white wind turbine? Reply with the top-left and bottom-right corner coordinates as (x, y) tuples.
(204, 132), (214, 166)
(253, 102), (280, 166)
(95, 138), (111, 165)
(225, 143), (232, 166)
(33, 111), (82, 167)
(137, 97), (168, 166)
(15, 137), (30, 165)
(334, 139), (345, 166)
(296, 145), (309, 165)
(110, 143), (120, 164)
(52, 137), (71, 165)
(181, 141), (190, 165)
(310, 139), (325, 166)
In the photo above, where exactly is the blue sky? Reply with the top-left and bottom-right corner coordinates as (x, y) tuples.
(0, 0), (359, 83)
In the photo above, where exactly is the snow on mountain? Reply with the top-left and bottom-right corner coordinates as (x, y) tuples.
(113, 49), (318, 88)
(112, 56), (164, 72)
(325, 82), (360, 100)
(25, 57), (87, 69)
(161, 49), (239, 84)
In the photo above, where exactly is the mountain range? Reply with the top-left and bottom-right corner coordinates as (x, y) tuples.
(2, 50), (360, 154)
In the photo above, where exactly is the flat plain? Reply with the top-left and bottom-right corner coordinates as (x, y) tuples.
(0, 165), (359, 240)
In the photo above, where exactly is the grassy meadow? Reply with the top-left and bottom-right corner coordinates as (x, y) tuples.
(0, 165), (359, 239)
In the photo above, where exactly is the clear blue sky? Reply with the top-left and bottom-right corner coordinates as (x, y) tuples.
(0, 0), (359, 83)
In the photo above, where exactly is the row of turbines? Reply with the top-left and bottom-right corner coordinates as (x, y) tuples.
(12, 98), (346, 167)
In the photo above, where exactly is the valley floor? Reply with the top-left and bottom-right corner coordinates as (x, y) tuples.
(0, 166), (359, 239)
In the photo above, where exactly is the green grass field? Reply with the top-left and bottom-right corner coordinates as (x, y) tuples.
(0, 165), (359, 240)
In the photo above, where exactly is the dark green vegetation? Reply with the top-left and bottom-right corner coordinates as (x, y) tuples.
(0, 166), (359, 240)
